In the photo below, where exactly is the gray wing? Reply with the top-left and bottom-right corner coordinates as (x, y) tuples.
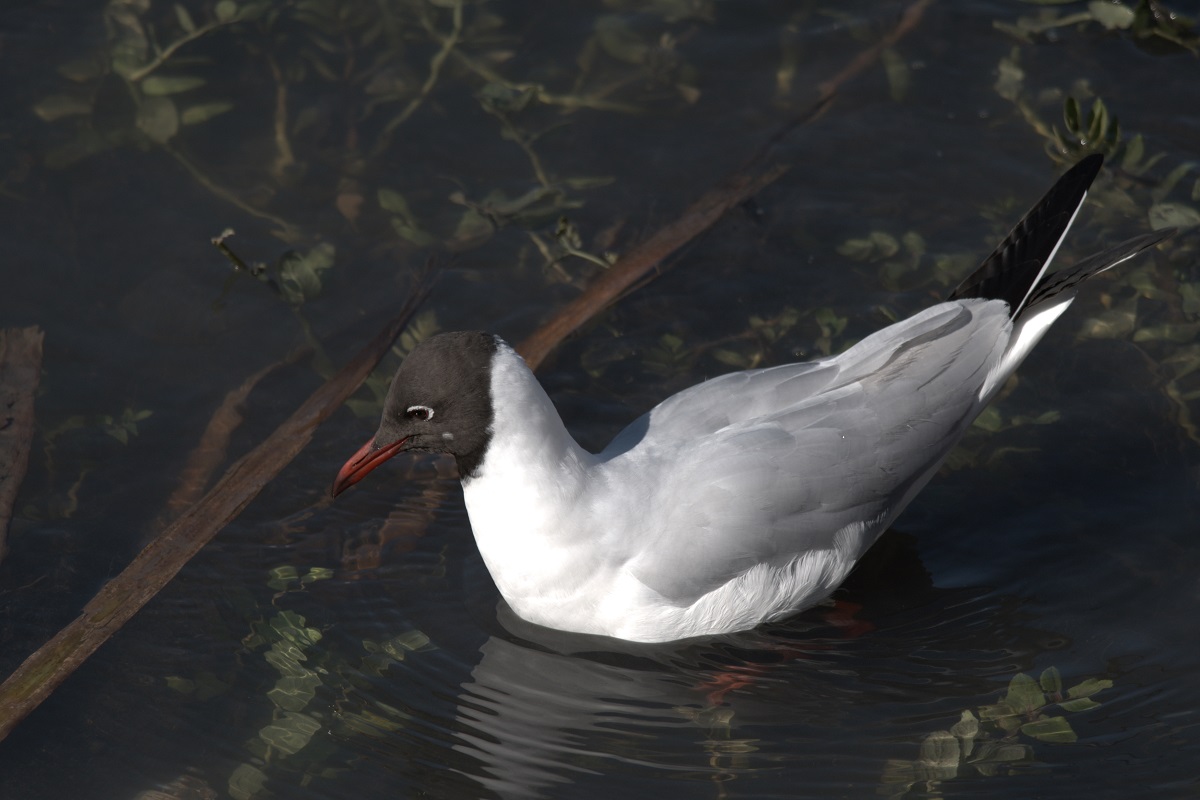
(604, 300), (1011, 603)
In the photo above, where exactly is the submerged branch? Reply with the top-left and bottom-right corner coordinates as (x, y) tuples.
(166, 145), (298, 238)
(127, 19), (233, 84)
(158, 345), (312, 525)
(0, 271), (435, 742)
(446, 44), (644, 115)
(0, 327), (44, 565)
(516, 165), (787, 370)
(518, 0), (937, 369)
(268, 57), (296, 180)
(372, 0), (464, 157)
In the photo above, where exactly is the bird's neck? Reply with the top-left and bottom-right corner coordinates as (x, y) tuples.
(461, 344), (600, 612)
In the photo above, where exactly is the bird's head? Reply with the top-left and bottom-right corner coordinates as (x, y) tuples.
(331, 331), (497, 496)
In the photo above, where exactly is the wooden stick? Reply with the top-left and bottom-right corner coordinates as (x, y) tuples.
(0, 327), (44, 565)
(160, 346), (310, 523)
(518, 0), (936, 369)
(516, 166), (787, 370)
(0, 281), (430, 742)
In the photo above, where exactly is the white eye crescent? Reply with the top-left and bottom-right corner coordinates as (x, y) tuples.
(406, 405), (434, 421)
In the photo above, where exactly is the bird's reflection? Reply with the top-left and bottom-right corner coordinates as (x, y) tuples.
(447, 530), (1048, 799)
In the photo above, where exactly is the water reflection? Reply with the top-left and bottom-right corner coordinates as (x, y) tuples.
(440, 532), (1042, 799)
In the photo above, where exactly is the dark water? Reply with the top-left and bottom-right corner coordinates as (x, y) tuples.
(2, 1), (1199, 798)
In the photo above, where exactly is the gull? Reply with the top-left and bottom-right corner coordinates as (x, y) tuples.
(333, 155), (1171, 642)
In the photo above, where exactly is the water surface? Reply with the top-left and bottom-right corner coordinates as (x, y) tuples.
(2, 1), (1198, 798)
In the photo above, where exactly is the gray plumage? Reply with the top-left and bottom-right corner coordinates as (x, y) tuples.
(335, 154), (1174, 642)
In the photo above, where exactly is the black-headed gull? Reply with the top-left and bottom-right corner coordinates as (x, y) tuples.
(333, 155), (1171, 642)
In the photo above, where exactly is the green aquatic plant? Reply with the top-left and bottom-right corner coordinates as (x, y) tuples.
(880, 667), (1114, 797)
(212, 229), (336, 308)
(996, 0), (1198, 53)
(985, 9), (1199, 441)
(839, 229), (940, 294)
(1050, 96), (1123, 163)
(163, 564), (438, 800)
(18, 407), (154, 521)
(32, 0), (702, 253)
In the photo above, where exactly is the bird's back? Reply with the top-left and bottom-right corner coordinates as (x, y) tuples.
(597, 300), (1012, 606)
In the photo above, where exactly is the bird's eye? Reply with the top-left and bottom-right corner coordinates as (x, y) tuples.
(406, 405), (434, 421)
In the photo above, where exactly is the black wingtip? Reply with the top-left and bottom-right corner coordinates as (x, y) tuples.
(1023, 226), (1176, 309)
(1072, 153), (1105, 182)
(948, 155), (1105, 315)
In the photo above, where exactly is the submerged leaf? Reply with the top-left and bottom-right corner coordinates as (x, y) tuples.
(994, 48), (1024, 102)
(1040, 665), (1063, 695)
(258, 711), (321, 755)
(267, 565), (299, 591)
(869, 231), (901, 258)
(1021, 715), (1078, 743)
(216, 0), (239, 22)
(378, 188), (415, 217)
(836, 238), (874, 260)
(136, 96), (179, 143)
(1005, 672), (1045, 715)
(165, 675), (195, 693)
(181, 101), (234, 124)
(1088, 0), (1135, 30)
(267, 673), (322, 711)
(977, 701), (1015, 721)
(1148, 202), (1200, 231)
(1018, 410), (1061, 426)
(450, 207), (493, 249)
(380, 630), (432, 659)
(1059, 697), (1101, 712)
(277, 242), (335, 305)
(393, 630), (432, 650)
(396, 310), (440, 357)
(901, 230), (926, 259)
(918, 730), (960, 768)
(594, 14), (650, 64)
(974, 741), (1032, 764)
(882, 47), (910, 102)
(33, 94), (93, 122)
(1064, 96), (1081, 133)
(391, 218), (435, 247)
(712, 348), (751, 368)
(174, 2), (196, 32)
(1133, 322), (1200, 343)
(228, 764), (268, 800)
(837, 231), (899, 261)
(477, 82), (537, 114)
(1067, 677), (1113, 699)
(973, 406), (1003, 432)
(1122, 132), (1145, 170)
(951, 709), (980, 760)
(302, 566), (334, 583)
(57, 56), (106, 83)
(141, 75), (207, 96)
(192, 671), (230, 701)
(1078, 306), (1137, 339)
